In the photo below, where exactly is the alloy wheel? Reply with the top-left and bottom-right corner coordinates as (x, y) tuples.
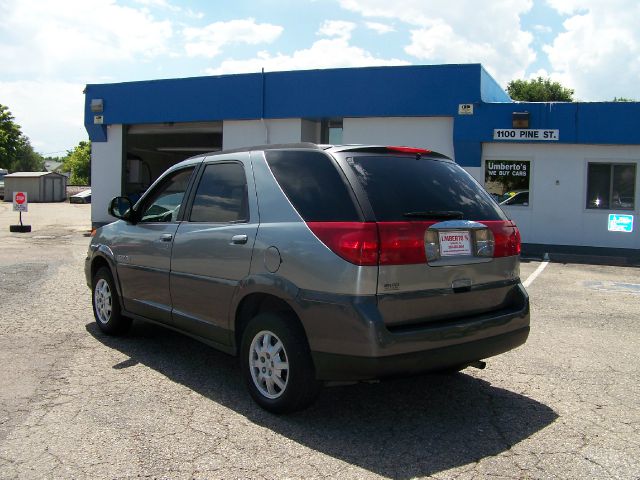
(249, 330), (290, 399)
(94, 278), (112, 324)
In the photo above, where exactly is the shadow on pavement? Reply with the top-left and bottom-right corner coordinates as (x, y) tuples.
(87, 321), (557, 479)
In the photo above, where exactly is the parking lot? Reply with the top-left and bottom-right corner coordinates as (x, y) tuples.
(0, 201), (638, 479)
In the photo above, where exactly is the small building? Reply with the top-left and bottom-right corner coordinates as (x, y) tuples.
(3, 172), (68, 202)
(43, 160), (65, 174)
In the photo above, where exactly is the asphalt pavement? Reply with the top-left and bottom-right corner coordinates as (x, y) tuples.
(0, 202), (638, 479)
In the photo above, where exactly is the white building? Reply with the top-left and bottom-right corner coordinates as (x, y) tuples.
(85, 64), (639, 260)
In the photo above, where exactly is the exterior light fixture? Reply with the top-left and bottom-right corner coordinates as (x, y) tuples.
(512, 111), (529, 129)
(91, 99), (104, 113)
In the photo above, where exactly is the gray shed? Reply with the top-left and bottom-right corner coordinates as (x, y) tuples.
(3, 172), (68, 202)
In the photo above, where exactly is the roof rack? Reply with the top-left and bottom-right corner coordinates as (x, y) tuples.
(187, 143), (450, 159)
(212, 142), (324, 155)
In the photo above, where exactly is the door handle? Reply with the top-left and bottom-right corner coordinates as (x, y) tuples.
(231, 234), (248, 245)
(160, 233), (173, 242)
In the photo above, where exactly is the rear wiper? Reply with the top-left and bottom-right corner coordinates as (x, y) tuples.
(402, 210), (464, 220)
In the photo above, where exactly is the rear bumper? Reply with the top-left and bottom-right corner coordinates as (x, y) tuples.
(312, 326), (529, 381)
(297, 282), (530, 381)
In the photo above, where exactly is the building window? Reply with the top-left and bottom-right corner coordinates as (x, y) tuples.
(586, 163), (636, 210)
(484, 160), (531, 206)
(321, 119), (343, 145)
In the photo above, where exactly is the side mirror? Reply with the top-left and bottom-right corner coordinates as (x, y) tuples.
(108, 196), (136, 223)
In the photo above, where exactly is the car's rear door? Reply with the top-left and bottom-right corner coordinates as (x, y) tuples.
(335, 151), (523, 329)
(169, 154), (258, 347)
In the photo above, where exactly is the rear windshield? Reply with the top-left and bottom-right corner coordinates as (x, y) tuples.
(345, 155), (506, 222)
(265, 150), (360, 221)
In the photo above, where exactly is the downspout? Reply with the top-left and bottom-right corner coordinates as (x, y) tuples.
(261, 68), (269, 144)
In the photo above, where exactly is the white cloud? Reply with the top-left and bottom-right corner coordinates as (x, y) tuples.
(205, 38), (408, 75)
(0, 81), (87, 154)
(184, 19), (283, 58)
(338, 0), (536, 85)
(132, 0), (204, 19)
(0, 0), (175, 152)
(184, 8), (205, 20)
(133, 0), (180, 11)
(0, 0), (173, 77)
(533, 24), (552, 34)
(365, 21), (395, 34)
(543, 0), (586, 16)
(543, 0), (640, 100)
(317, 20), (356, 40)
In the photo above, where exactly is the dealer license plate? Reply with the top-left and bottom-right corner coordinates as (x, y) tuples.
(439, 231), (472, 257)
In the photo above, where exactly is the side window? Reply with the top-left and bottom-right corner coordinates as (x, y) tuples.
(189, 162), (249, 223)
(265, 150), (360, 221)
(586, 163), (636, 210)
(139, 167), (195, 223)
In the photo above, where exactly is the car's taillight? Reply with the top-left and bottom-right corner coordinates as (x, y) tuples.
(482, 221), (521, 257)
(474, 228), (495, 258)
(308, 220), (521, 266)
(307, 222), (379, 266)
(424, 229), (440, 262)
(308, 221), (436, 266)
(386, 146), (432, 155)
(378, 222), (434, 265)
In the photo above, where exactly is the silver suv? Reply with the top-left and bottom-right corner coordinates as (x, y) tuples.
(86, 144), (529, 413)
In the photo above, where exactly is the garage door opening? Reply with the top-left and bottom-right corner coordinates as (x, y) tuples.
(124, 122), (222, 200)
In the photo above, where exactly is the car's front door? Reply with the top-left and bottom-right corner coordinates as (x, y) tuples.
(170, 157), (258, 346)
(115, 166), (196, 322)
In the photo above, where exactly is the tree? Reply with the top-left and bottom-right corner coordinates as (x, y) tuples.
(62, 140), (91, 185)
(13, 136), (45, 172)
(0, 102), (44, 172)
(0, 103), (23, 169)
(506, 77), (574, 102)
(612, 97), (635, 102)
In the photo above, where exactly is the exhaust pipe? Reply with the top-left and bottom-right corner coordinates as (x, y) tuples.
(468, 360), (486, 370)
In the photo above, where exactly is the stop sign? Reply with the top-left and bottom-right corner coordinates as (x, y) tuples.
(13, 191), (28, 212)
(10, 190), (31, 232)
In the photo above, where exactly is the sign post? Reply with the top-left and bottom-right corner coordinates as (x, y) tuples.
(10, 191), (31, 233)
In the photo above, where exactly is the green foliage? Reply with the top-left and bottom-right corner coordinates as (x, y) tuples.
(13, 137), (45, 172)
(506, 77), (574, 102)
(612, 97), (635, 102)
(0, 103), (44, 172)
(0, 103), (24, 169)
(62, 140), (91, 185)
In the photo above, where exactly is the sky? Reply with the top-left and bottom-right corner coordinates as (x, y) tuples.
(1, 0), (639, 155)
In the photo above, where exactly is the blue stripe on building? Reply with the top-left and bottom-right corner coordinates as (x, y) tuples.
(85, 64), (640, 168)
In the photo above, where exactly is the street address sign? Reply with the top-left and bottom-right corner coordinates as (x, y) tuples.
(494, 129), (559, 141)
(13, 191), (28, 212)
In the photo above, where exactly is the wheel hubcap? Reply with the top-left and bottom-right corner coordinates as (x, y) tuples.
(94, 278), (112, 325)
(249, 330), (289, 399)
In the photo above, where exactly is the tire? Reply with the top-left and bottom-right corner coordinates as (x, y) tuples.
(240, 312), (320, 414)
(92, 267), (132, 335)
